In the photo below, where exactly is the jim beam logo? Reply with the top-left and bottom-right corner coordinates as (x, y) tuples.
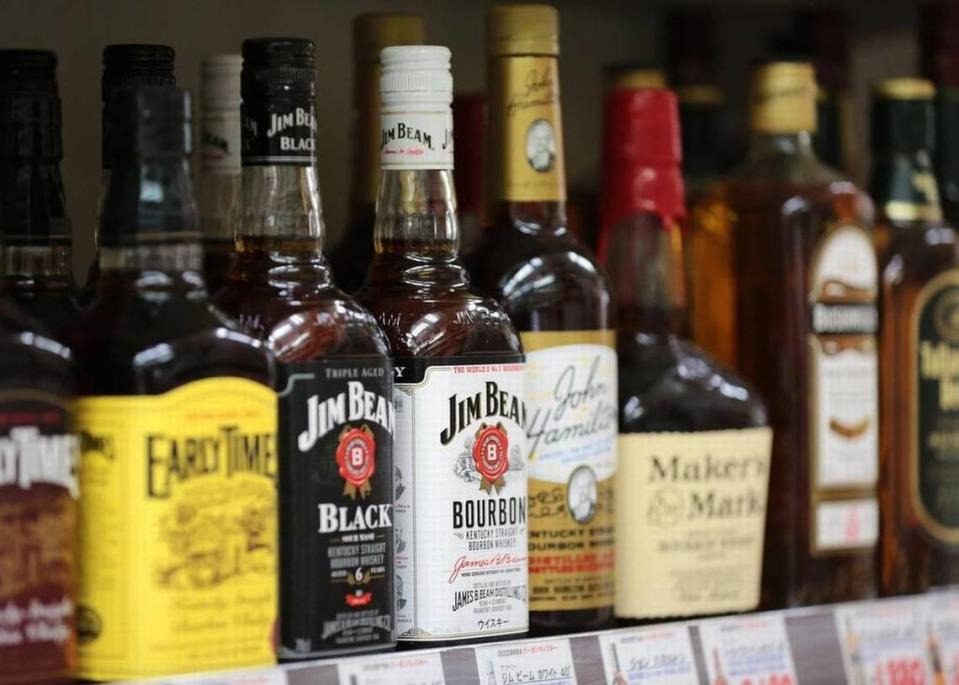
(472, 422), (510, 494)
(335, 425), (376, 500)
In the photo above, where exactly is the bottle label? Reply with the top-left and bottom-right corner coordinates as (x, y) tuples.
(807, 223), (880, 554)
(75, 378), (278, 680)
(521, 331), (617, 612)
(379, 111), (453, 170)
(912, 270), (959, 544)
(242, 100), (316, 166)
(392, 355), (528, 641)
(490, 56), (567, 202)
(615, 428), (773, 619)
(0, 391), (78, 680)
(202, 110), (242, 175)
(276, 358), (395, 657)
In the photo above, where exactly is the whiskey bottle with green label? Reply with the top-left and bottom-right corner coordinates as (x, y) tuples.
(468, 4), (617, 632)
(875, 78), (959, 595)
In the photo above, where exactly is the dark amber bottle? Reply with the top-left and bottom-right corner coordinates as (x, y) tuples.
(874, 79), (959, 595)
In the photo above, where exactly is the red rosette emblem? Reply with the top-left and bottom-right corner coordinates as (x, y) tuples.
(335, 426), (376, 499)
(472, 422), (510, 494)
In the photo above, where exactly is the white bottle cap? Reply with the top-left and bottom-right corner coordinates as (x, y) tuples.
(201, 54), (242, 110)
(200, 54), (242, 174)
(380, 45), (453, 111)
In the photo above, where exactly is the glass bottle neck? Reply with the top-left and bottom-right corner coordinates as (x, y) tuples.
(199, 171), (240, 243)
(748, 130), (816, 159)
(870, 148), (943, 223)
(236, 164), (325, 259)
(2, 244), (73, 279)
(374, 168), (459, 259)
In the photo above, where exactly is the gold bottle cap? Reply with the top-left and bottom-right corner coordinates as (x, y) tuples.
(874, 77), (935, 100)
(749, 61), (817, 133)
(607, 65), (667, 90)
(676, 84), (724, 105)
(488, 4), (559, 57)
(353, 13), (425, 62)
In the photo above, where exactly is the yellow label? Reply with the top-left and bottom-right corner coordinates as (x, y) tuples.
(615, 428), (772, 619)
(75, 378), (278, 680)
(490, 56), (566, 202)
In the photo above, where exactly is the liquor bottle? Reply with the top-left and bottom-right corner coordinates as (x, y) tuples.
(328, 12), (423, 293)
(81, 44), (175, 304)
(724, 62), (878, 608)
(69, 86), (277, 680)
(600, 86), (771, 623)
(355, 45), (528, 646)
(469, 4), (617, 633)
(453, 92), (487, 256)
(215, 38), (395, 659)
(198, 54), (241, 294)
(0, 50), (78, 336)
(875, 79), (959, 596)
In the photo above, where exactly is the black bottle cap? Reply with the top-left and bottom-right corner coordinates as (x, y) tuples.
(0, 50), (62, 161)
(102, 43), (175, 103)
(107, 85), (192, 160)
(0, 50), (57, 94)
(871, 80), (936, 156)
(241, 37), (315, 101)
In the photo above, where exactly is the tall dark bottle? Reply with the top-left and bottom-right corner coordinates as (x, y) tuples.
(873, 79), (959, 595)
(598, 87), (771, 623)
(69, 86), (277, 680)
(469, 4), (617, 632)
(0, 50), (77, 335)
(356, 46), (528, 646)
(81, 44), (175, 303)
(216, 38), (395, 658)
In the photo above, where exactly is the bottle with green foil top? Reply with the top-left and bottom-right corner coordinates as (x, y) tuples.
(875, 78), (959, 595)
(68, 86), (277, 680)
(468, 4), (617, 632)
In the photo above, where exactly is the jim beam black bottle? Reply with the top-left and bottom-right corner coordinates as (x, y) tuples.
(216, 37), (395, 658)
(69, 86), (277, 680)
(355, 46), (528, 645)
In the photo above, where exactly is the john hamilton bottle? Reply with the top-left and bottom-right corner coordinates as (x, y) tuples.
(216, 38), (395, 658)
(355, 46), (529, 645)
(469, 4), (617, 632)
(598, 86), (771, 622)
(69, 86), (277, 680)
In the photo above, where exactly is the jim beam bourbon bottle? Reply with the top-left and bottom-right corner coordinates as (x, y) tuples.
(874, 79), (959, 595)
(0, 50), (78, 336)
(198, 54), (241, 294)
(216, 38), (395, 658)
(599, 87), (772, 622)
(469, 4), (617, 632)
(726, 62), (878, 607)
(69, 86), (277, 680)
(355, 46), (528, 645)
(328, 12), (423, 293)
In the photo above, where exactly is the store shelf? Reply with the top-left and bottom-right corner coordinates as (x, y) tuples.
(135, 589), (959, 685)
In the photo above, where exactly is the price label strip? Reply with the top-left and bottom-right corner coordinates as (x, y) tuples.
(338, 652), (445, 685)
(699, 614), (798, 685)
(836, 599), (931, 685)
(599, 625), (699, 684)
(922, 591), (959, 685)
(476, 639), (578, 685)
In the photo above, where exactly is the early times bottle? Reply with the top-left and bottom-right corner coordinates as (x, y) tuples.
(469, 4), (617, 632)
(216, 38), (395, 658)
(356, 46), (529, 645)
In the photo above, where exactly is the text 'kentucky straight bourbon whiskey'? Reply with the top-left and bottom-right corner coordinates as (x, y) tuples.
(873, 79), (959, 595)
(356, 46), (529, 645)
(215, 37), (396, 658)
(469, 4), (617, 632)
(69, 86), (277, 680)
(728, 62), (878, 607)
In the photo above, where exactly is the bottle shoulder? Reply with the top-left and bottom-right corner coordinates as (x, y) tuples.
(0, 306), (74, 396)
(882, 221), (959, 288)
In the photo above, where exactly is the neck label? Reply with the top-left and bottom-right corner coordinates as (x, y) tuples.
(202, 110), (241, 175)
(242, 100), (316, 166)
(380, 111), (453, 170)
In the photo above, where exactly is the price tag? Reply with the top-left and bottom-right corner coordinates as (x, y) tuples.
(698, 614), (798, 685)
(338, 653), (445, 685)
(922, 591), (959, 685)
(836, 599), (930, 685)
(599, 626), (699, 684)
(475, 638), (577, 685)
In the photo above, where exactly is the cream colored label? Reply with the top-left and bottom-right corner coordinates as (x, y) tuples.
(615, 428), (772, 619)
(490, 56), (566, 202)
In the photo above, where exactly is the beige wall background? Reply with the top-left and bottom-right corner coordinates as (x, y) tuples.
(0, 0), (918, 278)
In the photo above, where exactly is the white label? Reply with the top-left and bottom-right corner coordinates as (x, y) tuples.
(924, 591), (959, 685)
(380, 111), (453, 170)
(393, 359), (528, 641)
(814, 498), (879, 550)
(202, 111), (241, 175)
(699, 615), (798, 685)
(476, 639), (577, 685)
(599, 627), (699, 684)
(836, 599), (931, 685)
(339, 653), (445, 685)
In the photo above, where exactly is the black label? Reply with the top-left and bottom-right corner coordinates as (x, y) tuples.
(915, 279), (959, 541)
(277, 358), (395, 657)
(241, 99), (316, 166)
